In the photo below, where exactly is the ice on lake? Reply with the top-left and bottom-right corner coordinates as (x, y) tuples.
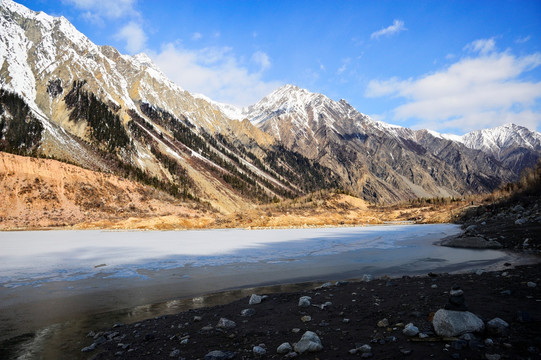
(1, 225), (461, 287)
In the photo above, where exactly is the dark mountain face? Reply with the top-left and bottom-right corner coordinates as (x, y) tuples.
(242, 85), (535, 203)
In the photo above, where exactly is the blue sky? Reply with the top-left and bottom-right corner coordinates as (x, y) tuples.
(19, 0), (541, 134)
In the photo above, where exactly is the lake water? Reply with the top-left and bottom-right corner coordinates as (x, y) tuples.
(0, 224), (516, 358)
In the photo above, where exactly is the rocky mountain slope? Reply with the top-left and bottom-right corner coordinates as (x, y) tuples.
(228, 85), (527, 203)
(0, 0), (338, 212)
(458, 123), (541, 174)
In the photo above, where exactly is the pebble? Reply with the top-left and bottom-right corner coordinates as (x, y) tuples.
(527, 281), (537, 288)
(169, 349), (180, 357)
(193, 316), (202, 322)
(81, 343), (96, 352)
(400, 348), (412, 355)
(277, 342), (293, 354)
(402, 323), (419, 337)
(317, 282), (332, 289)
(298, 296), (311, 307)
(377, 318), (389, 327)
(253, 346), (266, 355)
(487, 318), (509, 335)
(445, 285), (467, 311)
(241, 308), (256, 317)
(431, 284), (438, 289)
(204, 350), (235, 360)
(216, 318), (236, 329)
(249, 294), (262, 305)
(485, 354), (501, 360)
(301, 315), (312, 322)
(358, 344), (372, 353)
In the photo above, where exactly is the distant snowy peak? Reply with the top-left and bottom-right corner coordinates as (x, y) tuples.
(244, 84), (371, 127)
(460, 123), (541, 155)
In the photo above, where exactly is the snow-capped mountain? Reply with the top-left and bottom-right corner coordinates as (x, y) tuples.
(1, 0), (538, 205)
(235, 84), (526, 202)
(1, 0), (339, 211)
(460, 124), (541, 154)
(458, 124), (541, 173)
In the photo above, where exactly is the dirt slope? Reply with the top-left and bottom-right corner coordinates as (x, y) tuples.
(0, 152), (212, 230)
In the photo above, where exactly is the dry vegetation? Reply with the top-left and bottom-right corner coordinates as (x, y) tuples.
(1, 151), (539, 231)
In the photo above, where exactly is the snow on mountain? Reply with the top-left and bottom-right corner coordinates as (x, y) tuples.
(243, 84), (365, 126)
(459, 124), (541, 157)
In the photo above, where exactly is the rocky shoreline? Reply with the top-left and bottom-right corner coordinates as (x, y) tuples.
(81, 198), (541, 359)
(84, 264), (540, 360)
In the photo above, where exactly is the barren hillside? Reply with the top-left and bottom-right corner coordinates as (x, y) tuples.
(0, 152), (213, 230)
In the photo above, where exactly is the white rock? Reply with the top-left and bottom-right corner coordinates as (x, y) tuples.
(298, 296), (311, 307)
(294, 331), (323, 354)
(432, 309), (484, 337)
(253, 346), (266, 355)
(402, 323), (419, 337)
(249, 294), (262, 305)
(358, 344), (372, 353)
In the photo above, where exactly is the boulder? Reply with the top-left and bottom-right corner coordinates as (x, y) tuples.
(294, 331), (323, 353)
(432, 309), (484, 337)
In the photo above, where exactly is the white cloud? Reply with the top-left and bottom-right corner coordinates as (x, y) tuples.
(370, 20), (406, 40)
(464, 38), (496, 55)
(149, 43), (282, 107)
(516, 35), (531, 44)
(192, 32), (203, 41)
(366, 39), (541, 132)
(251, 51), (271, 72)
(114, 22), (147, 53)
(337, 58), (351, 75)
(62, 0), (138, 21)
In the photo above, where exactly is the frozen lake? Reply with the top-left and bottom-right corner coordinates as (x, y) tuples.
(1, 224), (470, 288)
(0, 224), (515, 357)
